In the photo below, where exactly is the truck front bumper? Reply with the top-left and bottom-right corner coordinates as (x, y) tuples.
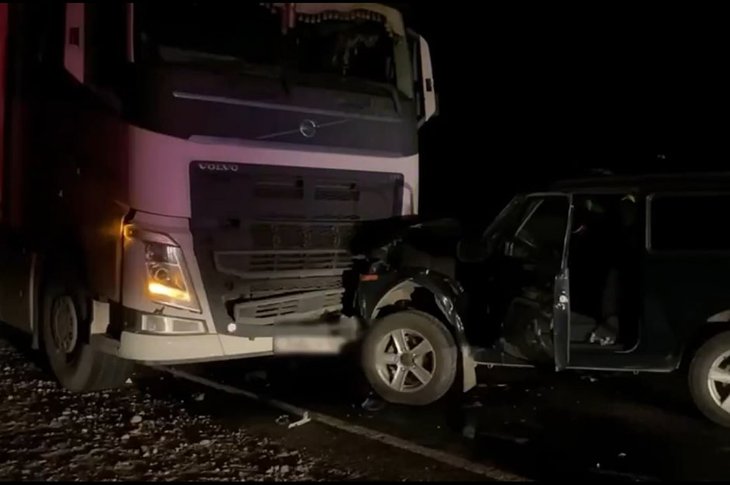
(118, 331), (274, 365)
(90, 300), (360, 365)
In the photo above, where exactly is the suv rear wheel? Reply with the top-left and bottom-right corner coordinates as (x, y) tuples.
(689, 331), (730, 428)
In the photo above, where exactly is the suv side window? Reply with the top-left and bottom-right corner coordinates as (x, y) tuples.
(515, 196), (569, 248)
(507, 195), (570, 260)
(650, 194), (730, 252)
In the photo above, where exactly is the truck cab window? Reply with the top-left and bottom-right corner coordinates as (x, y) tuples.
(133, 2), (413, 99)
(85, 2), (127, 92)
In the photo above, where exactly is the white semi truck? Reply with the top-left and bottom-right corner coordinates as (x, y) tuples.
(0, 2), (437, 390)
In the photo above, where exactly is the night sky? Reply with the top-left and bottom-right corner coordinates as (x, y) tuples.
(402, 4), (730, 222)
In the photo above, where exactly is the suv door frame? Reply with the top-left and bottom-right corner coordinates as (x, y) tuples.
(473, 192), (574, 368)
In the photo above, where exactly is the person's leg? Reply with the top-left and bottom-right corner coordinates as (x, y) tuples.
(589, 268), (620, 345)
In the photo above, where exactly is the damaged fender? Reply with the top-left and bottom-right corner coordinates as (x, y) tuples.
(359, 269), (477, 393)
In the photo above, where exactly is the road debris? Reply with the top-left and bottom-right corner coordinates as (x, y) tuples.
(361, 396), (386, 412)
(478, 432), (529, 445)
(463, 401), (483, 409)
(193, 392), (205, 402)
(275, 415), (291, 426)
(287, 412), (312, 429)
(243, 370), (268, 386)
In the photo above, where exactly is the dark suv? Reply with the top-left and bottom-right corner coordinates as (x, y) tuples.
(356, 173), (730, 427)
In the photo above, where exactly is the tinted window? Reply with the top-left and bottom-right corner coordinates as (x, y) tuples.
(650, 194), (730, 251)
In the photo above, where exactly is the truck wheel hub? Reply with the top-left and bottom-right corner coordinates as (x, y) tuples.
(52, 296), (79, 354)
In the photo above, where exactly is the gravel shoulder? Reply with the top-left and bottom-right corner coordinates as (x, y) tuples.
(0, 331), (484, 481)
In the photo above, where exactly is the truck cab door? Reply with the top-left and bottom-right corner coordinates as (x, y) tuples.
(406, 29), (437, 127)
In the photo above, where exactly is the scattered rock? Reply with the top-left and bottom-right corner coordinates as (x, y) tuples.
(0, 337), (357, 481)
(275, 415), (291, 426)
(361, 396), (385, 412)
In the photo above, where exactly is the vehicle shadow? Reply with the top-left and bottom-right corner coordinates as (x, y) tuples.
(0, 322), (53, 375)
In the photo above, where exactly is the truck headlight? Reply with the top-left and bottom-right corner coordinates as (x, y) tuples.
(124, 224), (201, 313)
(144, 242), (200, 312)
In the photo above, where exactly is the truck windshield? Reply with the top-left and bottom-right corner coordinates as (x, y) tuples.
(133, 2), (413, 99)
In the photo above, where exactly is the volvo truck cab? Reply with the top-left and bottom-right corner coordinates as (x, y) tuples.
(0, 2), (437, 391)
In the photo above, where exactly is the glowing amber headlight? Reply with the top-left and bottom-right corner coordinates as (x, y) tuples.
(143, 241), (200, 312)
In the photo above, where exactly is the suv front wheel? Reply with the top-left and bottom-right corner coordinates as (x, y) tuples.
(361, 310), (458, 406)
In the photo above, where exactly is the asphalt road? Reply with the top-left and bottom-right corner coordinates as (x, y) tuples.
(3, 327), (730, 481)
(195, 355), (730, 482)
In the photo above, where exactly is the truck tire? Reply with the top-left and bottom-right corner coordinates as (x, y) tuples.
(361, 310), (457, 406)
(689, 331), (730, 428)
(41, 271), (133, 392)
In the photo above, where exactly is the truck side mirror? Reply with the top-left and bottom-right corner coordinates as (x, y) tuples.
(457, 238), (488, 263)
(407, 29), (438, 127)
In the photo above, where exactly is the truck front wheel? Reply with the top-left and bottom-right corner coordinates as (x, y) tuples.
(41, 273), (132, 392)
(361, 310), (457, 406)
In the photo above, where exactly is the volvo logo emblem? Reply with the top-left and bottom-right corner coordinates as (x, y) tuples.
(299, 119), (317, 138)
(197, 162), (239, 172)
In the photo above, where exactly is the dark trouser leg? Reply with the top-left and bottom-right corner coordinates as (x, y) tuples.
(590, 268), (619, 345)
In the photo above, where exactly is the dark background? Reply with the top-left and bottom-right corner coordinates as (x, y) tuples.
(398, 4), (729, 223)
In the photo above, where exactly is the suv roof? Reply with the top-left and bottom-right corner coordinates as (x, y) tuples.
(550, 172), (730, 193)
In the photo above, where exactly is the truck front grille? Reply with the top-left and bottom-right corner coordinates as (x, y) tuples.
(234, 289), (345, 325)
(250, 223), (356, 250)
(214, 250), (353, 279)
